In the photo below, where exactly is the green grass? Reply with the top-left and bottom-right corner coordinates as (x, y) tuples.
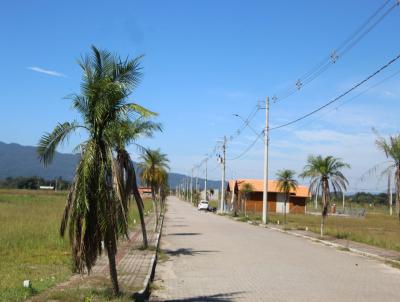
(0, 189), (153, 302)
(208, 200), (218, 209)
(36, 278), (134, 302)
(241, 210), (400, 252)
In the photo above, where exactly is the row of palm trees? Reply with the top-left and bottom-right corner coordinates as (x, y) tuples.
(37, 46), (168, 296)
(276, 133), (400, 237)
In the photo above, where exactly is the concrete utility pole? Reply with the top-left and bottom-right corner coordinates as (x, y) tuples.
(190, 169), (194, 204)
(262, 97), (270, 224)
(204, 158), (208, 201)
(220, 136), (227, 213)
(186, 175), (189, 201)
(195, 167), (199, 195)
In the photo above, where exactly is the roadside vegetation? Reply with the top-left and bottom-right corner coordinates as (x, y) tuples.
(0, 189), (153, 302)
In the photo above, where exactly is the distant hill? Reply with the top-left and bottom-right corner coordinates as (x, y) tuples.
(0, 141), (221, 189)
(0, 142), (79, 181)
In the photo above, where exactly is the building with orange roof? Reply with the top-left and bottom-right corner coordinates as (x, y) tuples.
(138, 187), (152, 199)
(226, 179), (310, 214)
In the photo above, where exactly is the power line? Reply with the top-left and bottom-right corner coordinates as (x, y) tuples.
(227, 131), (263, 161)
(272, 0), (398, 103)
(290, 67), (400, 130)
(270, 52), (400, 131)
(225, 52), (400, 162)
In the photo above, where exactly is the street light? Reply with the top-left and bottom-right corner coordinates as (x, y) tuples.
(232, 114), (259, 136)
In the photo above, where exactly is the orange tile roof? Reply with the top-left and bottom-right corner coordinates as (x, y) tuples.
(138, 187), (152, 194)
(227, 179), (310, 198)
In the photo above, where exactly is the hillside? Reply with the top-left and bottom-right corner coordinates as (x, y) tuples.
(0, 142), (221, 189)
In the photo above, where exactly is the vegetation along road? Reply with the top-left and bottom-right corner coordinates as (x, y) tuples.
(151, 196), (400, 302)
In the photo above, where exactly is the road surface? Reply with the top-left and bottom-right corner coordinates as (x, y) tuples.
(151, 197), (400, 301)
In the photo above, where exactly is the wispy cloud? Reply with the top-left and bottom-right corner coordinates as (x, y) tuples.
(28, 66), (66, 77)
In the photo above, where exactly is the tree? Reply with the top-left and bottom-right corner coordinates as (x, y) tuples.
(375, 134), (400, 219)
(276, 169), (298, 225)
(300, 155), (350, 236)
(139, 148), (170, 229)
(241, 183), (253, 217)
(37, 46), (155, 295)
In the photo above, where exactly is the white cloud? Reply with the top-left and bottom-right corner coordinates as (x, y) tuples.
(28, 66), (66, 77)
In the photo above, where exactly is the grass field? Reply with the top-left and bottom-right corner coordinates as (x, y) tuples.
(0, 189), (153, 302)
(239, 204), (400, 252)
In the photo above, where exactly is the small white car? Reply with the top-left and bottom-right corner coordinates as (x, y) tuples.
(197, 200), (209, 211)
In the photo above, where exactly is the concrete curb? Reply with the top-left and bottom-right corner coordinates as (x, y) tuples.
(132, 214), (165, 302)
(260, 223), (400, 268)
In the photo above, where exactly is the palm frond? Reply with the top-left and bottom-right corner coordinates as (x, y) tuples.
(37, 121), (81, 166)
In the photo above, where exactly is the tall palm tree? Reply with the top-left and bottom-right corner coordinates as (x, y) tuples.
(37, 46), (155, 295)
(139, 148), (170, 229)
(300, 155), (350, 236)
(276, 169), (298, 225)
(375, 134), (400, 219)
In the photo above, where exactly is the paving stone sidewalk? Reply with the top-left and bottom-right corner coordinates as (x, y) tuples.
(29, 214), (159, 301)
(267, 223), (400, 263)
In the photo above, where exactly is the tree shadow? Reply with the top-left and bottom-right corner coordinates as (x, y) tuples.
(163, 248), (219, 257)
(168, 232), (202, 236)
(170, 224), (189, 227)
(162, 291), (245, 301)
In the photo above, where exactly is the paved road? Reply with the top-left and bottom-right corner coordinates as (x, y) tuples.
(151, 197), (400, 301)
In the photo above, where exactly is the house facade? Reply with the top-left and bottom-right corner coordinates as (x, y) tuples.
(226, 179), (310, 214)
(138, 187), (152, 199)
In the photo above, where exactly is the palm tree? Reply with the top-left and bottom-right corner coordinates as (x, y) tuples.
(300, 155), (350, 236)
(139, 148), (170, 229)
(375, 134), (400, 219)
(37, 46), (155, 295)
(276, 170), (298, 225)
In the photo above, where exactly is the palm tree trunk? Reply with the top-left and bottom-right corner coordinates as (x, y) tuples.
(100, 143), (120, 295)
(396, 167), (400, 220)
(151, 185), (159, 230)
(105, 230), (119, 296)
(131, 168), (148, 248)
(321, 179), (329, 237)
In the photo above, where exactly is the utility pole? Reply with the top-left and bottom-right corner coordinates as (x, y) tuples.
(195, 166), (199, 195)
(204, 158), (208, 201)
(262, 97), (270, 224)
(220, 136), (227, 213)
(184, 177), (187, 201)
(190, 169), (193, 203)
(186, 175), (189, 201)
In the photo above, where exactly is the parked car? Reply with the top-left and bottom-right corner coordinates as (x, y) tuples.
(197, 200), (209, 211)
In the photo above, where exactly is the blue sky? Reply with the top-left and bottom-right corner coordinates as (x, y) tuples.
(1, 0), (400, 191)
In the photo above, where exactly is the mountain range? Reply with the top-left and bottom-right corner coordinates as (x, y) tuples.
(0, 141), (221, 189)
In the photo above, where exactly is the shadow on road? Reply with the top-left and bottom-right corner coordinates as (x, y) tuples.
(162, 291), (245, 301)
(164, 248), (219, 257)
(168, 232), (202, 236)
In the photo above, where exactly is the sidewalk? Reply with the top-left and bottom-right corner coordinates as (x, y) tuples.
(264, 223), (400, 265)
(29, 214), (160, 301)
